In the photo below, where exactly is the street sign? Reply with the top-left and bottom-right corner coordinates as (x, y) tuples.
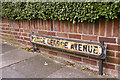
(30, 34), (106, 59)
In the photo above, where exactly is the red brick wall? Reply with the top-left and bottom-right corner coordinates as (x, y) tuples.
(1, 18), (120, 75)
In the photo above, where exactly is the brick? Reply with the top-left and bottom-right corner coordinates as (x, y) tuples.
(61, 21), (64, 32)
(9, 21), (14, 28)
(57, 21), (60, 32)
(94, 21), (99, 35)
(23, 20), (29, 29)
(15, 29), (19, 31)
(27, 42), (33, 46)
(64, 21), (69, 32)
(2, 27), (5, 30)
(116, 65), (120, 71)
(14, 21), (19, 28)
(6, 28), (9, 30)
(83, 58), (97, 65)
(2, 18), (8, 23)
(82, 35), (97, 41)
(58, 53), (69, 59)
(37, 20), (40, 29)
(22, 40), (27, 44)
(107, 44), (119, 51)
(89, 56), (99, 60)
(4, 34), (8, 37)
(50, 20), (53, 31)
(100, 20), (105, 36)
(41, 20), (44, 30)
(113, 19), (119, 37)
(24, 29), (30, 33)
(40, 49), (47, 52)
(99, 37), (116, 43)
(106, 57), (119, 64)
(74, 23), (77, 33)
(46, 20), (49, 30)
(18, 33), (21, 36)
(45, 20), (47, 30)
(116, 52), (120, 58)
(70, 23), (73, 33)
(43, 20), (46, 30)
(10, 28), (15, 31)
(53, 20), (60, 31)
(0, 19), (2, 23)
(35, 20), (39, 29)
(106, 20), (112, 37)
(34, 20), (37, 29)
(78, 22), (82, 34)
(118, 39), (120, 44)
(19, 21), (23, 28)
(53, 20), (59, 31)
(6, 31), (9, 33)
(26, 42), (32, 45)
(8, 31), (12, 34)
(1, 33), (4, 36)
(70, 56), (81, 61)
(69, 34), (81, 39)
(56, 33), (67, 38)
(53, 20), (57, 31)
(30, 20), (35, 29)
(32, 30), (38, 34)
(38, 31), (47, 35)
(17, 39), (23, 43)
(39, 19), (42, 30)
(5, 31), (8, 33)
(75, 54), (89, 58)
(49, 51), (57, 56)
(83, 21), (88, 34)
(103, 63), (115, 69)
(0, 24), (9, 27)
(47, 32), (55, 36)
(76, 53), (88, 58)
(20, 29), (23, 32)
(22, 33), (28, 36)
(24, 37), (30, 41)
(20, 37), (24, 39)
(2, 31), (7, 33)
(15, 35), (19, 39)
(13, 32), (18, 35)
(89, 22), (93, 34)
(107, 51), (115, 57)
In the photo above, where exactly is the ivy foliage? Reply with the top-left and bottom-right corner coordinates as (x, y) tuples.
(1, 2), (120, 23)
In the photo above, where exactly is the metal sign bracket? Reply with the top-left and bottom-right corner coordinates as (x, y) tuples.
(99, 41), (107, 75)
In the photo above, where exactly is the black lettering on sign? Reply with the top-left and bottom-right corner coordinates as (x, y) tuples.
(93, 46), (98, 54)
(47, 39), (50, 45)
(83, 45), (87, 52)
(78, 44), (82, 51)
(60, 41), (63, 47)
(64, 42), (68, 49)
(43, 38), (45, 44)
(71, 44), (74, 50)
(50, 39), (53, 46)
(88, 45), (92, 53)
(53, 40), (56, 46)
(56, 41), (60, 46)
(74, 44), (77, 50)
